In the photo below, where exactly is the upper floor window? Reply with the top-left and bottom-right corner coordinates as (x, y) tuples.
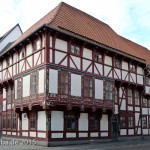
(19, 49), (25, 60)
(33, 38), (41, 52)
(7, 57), (12, 66)
(114, 87), (118, 103)
(30, 113), (36, 129)
(135, 90), (140, 106)
(71, 45), (80, 55)
(128, 89), (133, 105)
(145, 77), (150, 86)
(142, 98), (147, 107)
(129, 63), (136, 72)
(0, 63), (2, 70)
(114, 58), (121, 68)
(31, 72), (37, 96)
(60, 71), (68, 95)
(94, 52), (103, 63)
(17, 79), (22, 99)
(7, 86), (11, 104)
(84, 77), (93, 98)
(105, 81), (113, 100)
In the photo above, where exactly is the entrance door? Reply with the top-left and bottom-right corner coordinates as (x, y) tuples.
(111, 115), (118, 141)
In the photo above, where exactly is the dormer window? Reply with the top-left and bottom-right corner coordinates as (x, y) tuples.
(71, 45), (80, 55)
(94, 52), (102, 63)
(33, 38), (41, 51)
(114, 58), (121, 68)
(129, 63), (136, 72)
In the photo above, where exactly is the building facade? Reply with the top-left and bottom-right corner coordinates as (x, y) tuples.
(0, 2), (150, 146)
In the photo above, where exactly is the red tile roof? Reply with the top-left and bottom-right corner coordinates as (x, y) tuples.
(9, 2), (150, 64)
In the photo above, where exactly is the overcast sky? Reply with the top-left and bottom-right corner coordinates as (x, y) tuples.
(0, 0), (150, 49)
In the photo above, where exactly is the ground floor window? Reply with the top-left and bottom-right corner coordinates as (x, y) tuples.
(12, 113), (17, 129)
(7, 113), (11, 129)
(30, 113), (37, 129)
(120, 116), (126, 128)
(2, 114), (6, 128)
(89, 114), (99, 131)
(128, 116), (134, 128)
(65, 113), (77, 130)
(142, 116), (147, 128)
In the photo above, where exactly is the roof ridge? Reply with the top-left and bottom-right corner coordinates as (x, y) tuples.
(47, 1), (64, 25)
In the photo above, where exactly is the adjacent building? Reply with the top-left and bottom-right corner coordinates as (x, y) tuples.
(0, 2), (150, 146)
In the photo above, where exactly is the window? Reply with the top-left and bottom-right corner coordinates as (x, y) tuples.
(142, 98), (147, 107)
(128, 89), (133, 105)
(20, 50), (25, 59)
(71, 45), (80, 55)
(120, 116), (126, 128)
(31, 72), (37, 96)
(2, 114), (6, 128)
(33, 38), (41, 51)
(17, 79), (22, 99)
(66, 114), (76, 130)
(7, 86), (11, 104)
(94, 52), (103, 63)
(84, 77), (93, 97)
(135, 90), (140, 106)
(60, 71), (68, 94)
(148, 99), (150, 107)
(114, 58), (121, 68)
(114, 87), (118, 103)
(12, 113), (17, 129)
(7, 57), (12, 66)
(30, 113), (36, 129)
(149, 116), (150, 128)
(128, 116), (134, 128)
(89, 114), (99, 130)
(142, 116), (147, 128)
(129, 63), (136, 72)
(105, 81), (113, 100)
(145, 77), (150, 86)
(7, 113), (11, 128)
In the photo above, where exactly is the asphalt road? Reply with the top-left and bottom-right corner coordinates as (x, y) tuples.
(0, 140), (150, 150)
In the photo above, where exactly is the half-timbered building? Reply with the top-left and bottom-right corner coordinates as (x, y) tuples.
(0, 2), (150, 146)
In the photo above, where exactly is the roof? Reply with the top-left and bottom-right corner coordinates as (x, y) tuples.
(0, 24), (22, 43)
(3, 2), (150, 64)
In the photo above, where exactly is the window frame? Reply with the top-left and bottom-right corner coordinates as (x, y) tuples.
(135, 90), (140, 106)
(33, 38), (41, 52)
(60, 71), (69, 95)
(12, 113), (17, 129)
(30, 112), (37, 130)
(94, 51), (103, 63)
(31, 72), (38, 97)
(128, 116), (134, 128)
(89, 114), (99, 131)
(105, 81), (113, 100)
(7, 86), (11, 104)
(128, 89), (133, 105)
(142, 116), (147, 128)
(142, 98), (148, 107)
(71, 44), (80, 56)
(145, 77), (150, 86)
(84, 77), (93, 98)
(7, 113), (11, 129)
(129, 63), (136, 72)
(17, 78), (22, 99)
(114, 58), (121, 68)
(2, 114), (6, 129)
(120, 115), (126, 129)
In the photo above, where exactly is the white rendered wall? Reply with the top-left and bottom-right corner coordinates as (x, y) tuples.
(137, 67), (143, 75)
(37, 111), (46, 131)
(23, 75), (30, 97)
(14, 80), (17, 99)
(22, 113), (28, 130)
(104, 56), (112, 66)
(51, 111), (64, 131)
(49, 69), (58, 93)
(55, 38), (67, 52)
(100, 114), (108, 131)
(3, 88), (6, 99)
(70, 55), (81, 69)
(71, 73), (81, 96)
(83, 48), (92, 60)
(79, 113), (88, 131)
(38, 69), (44, 93)
(55, 51), (67, 65)
(95, 79), (103, 99)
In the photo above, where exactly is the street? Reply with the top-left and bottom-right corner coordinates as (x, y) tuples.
(0, 140), (150, 150)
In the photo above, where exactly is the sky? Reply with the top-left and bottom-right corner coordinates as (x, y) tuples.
(0, 0), (150, 49)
